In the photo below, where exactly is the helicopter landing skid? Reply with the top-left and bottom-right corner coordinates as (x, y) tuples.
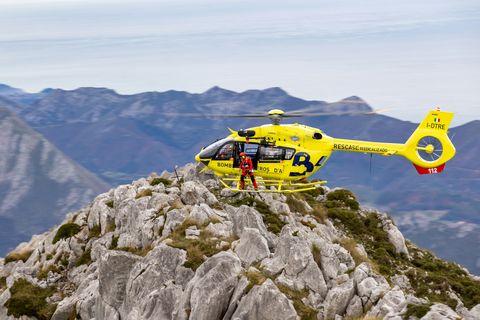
(219, 176), (327, 193)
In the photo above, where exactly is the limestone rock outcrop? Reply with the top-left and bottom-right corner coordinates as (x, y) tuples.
(0, 163), (479, 320)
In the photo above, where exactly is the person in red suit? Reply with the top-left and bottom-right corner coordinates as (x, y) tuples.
(239, 152), (258, 190)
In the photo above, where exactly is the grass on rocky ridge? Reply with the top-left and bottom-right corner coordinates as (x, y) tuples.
(228, 196), (286, 235)
(37, 264), (62, 280)
(0, 276), (6, 291)
(5, 278), (57, 320)
(404, 303), (432, 319)
(4, 249), (33, 264)
(286, 195), (309, 214)
(135, 188), (153, 199)
(245, 269), (268, 293)
(150, 177), (172, 186)
(88, 225), (101, 239)
(244, 269), (317, 320)
(286, 193), (327, 224)
(115, 245), (153, 257)
(406, 245), (480, 309)
(167, 219), (237, 270)
(276, 283), (317, 320)
(53, 223), (82, 244)
(75, 248), (92, 267)
(325, 189), (359, 210)
(339, 238), (372, 267)
(324, 189), (480, 310)
(105, 199), (114, 208)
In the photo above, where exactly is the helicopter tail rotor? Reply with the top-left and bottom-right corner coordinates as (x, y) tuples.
(404, 109), (456, 174)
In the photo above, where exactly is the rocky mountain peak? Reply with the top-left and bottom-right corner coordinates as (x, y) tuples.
(0, 164), (479, 320)
(203, 86), (237, 97)
(332, 96), (372, 113)
(0, 84), (23, 95)
(340, 96), (366, 103)
(262, 87), (289, 96)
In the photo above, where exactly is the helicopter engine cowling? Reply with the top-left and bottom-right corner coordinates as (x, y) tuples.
(238, 129), (256, 138)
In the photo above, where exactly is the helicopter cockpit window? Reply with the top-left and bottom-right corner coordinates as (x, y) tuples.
(215, 142), (234, 160)
(259, 146), (283, 161)
(199, 137), (233, 159)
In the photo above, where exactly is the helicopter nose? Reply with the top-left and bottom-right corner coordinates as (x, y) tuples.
(195, 154), (201, 162)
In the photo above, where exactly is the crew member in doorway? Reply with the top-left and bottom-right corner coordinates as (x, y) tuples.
(239, 152), (258, 190)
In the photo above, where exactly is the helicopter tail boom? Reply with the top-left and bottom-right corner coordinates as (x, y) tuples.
(331, 109), (455, 174)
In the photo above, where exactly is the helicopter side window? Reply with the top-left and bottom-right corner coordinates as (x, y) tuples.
(214, 142), (234, 160)
(284, 148), (295, 160)
(259, 146), (283, 161)
(244, 143), (259, 157)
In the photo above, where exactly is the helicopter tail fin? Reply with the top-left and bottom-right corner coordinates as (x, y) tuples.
(403, 109), (456, 174)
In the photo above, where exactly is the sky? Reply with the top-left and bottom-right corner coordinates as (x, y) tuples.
(0, 0), (479, 126)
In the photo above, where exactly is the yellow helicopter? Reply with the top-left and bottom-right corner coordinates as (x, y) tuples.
(194, 108), (456, 193)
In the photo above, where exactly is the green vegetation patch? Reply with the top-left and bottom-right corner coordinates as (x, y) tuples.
(150, 177), (172, 186)
(4, 249), (33, 264)
(37, 264), (61, 280)
(55, 252), (70, 268)
(254, 200), (286, 235)
(168, 219), (237, 270)
(68, 304), (77, 320)
(245, 270), (268, 293)
(286, 195), (308, 214)
(227, 196), (286, 235)
(276, 284), (317, 320)
(106, 221), (116, 233)
(328, 207), (397, 275)
(76, 248), (92, 267)
(325, 189), (359, 210)
(303, 186), (324, 198)
(286, 193), (327, 224)
(300, 220), (316, 230)
(110, 235), (119, 249)
(116, 245), (153, 257)
(135, 188), (153, 199)
(88, 225), (101, 239)
(312, 244), (322, 267)
(0, 276), (6, 290)
(406, 247), (480, 309)
(310, 204), (327, 224)
(325, 187), (480, 309)
(105, 199), (114, 208)
(53, 223), (82, 244)
(228, 195), (256, 207)
(5, 278), (57, 320)
(404, 303), (432, 319)
(339, 238), (371, 267)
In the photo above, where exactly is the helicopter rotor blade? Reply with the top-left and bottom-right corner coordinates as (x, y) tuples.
(282, 107), (390, 117)
(158, 112), (267, 118)
(157, 108), (390, 119)
(281, 109), (387, 118)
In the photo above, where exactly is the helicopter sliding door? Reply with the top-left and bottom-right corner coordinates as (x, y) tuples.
(233, 142), (259, 169)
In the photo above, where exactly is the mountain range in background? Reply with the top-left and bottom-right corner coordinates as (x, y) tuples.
(0, 84), (478, 274)
(0, 97), (109, 254)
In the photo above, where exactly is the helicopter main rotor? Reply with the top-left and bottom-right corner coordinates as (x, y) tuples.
(161, 108), (384, 125)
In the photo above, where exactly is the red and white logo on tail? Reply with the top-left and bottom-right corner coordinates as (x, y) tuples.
(413, 163), (446, 175)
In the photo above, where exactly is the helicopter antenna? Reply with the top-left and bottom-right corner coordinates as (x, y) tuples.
(369, 153), (373, 176)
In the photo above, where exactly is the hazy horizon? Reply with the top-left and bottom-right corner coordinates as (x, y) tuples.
(1, 0), (479, 126)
